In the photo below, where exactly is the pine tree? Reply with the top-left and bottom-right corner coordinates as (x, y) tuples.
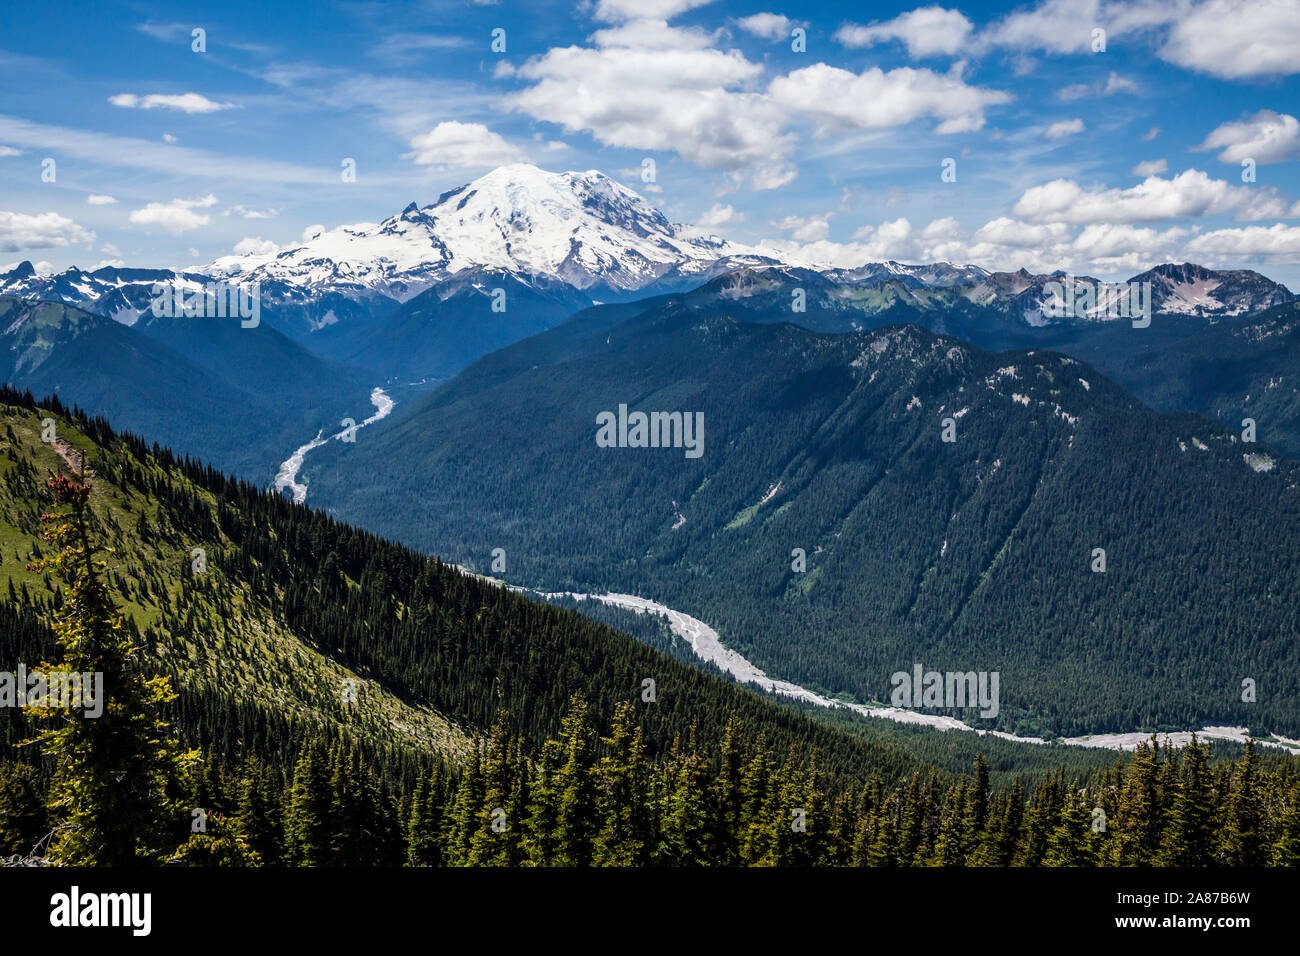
(522, 739), (562, 866)
(1110, 739), (1162, 866)
(552, 695), (599, 866)
(1044, 795), (1097, 866)
(1158, 737), (1214, 866)
(284, 740), (332, 866)
(594, 701), (651, 867)
(29, 471), (196, 865)
(236, 755), (282, 866)
(1219, 740), (1263, 866)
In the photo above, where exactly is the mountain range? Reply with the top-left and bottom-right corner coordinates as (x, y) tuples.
(4, 163), (1300, 743)
(302, 295), (1300, 740)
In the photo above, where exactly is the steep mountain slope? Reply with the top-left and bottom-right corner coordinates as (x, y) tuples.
(561, 268), (1300, 457)
(306, 304), (1300, 739)
(0, 387), (969, 791)
(0, 295), (373, 480)
(307, 268), (594, 383)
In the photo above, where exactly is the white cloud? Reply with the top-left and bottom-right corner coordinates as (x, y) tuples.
(1069, 222), (1187, 260)
(593, 0), (714, 22)
(128, 194), (218, 234)
(225, 205), (280, 219)
(1199, 110), (1300, 164)
(162, 133), (178, 144)
(972, 218), (1071, 247)
(509, 24), (790, 182)
(86, 194), (118, 205)
(510, 13), (1009, 187)
(91, 258), (126, 269)
(233, 237), (281, 256)
(1186, 223), (1300, 256)
(1161, 0), (1300, 78)
(696, 203), (743, 229)
(407, 121), (526, 168)
(769, 63), (1011, 134)
(1045, 118), (1085, 139)
(109, 92), (235, 113)
(1056, 72), (1135, 100)
(735, 13), (803, 42)
(1142, 126), (1160, 141)
(1131, 159), (1168, 176)
(0, 145), (19, 157)
(984, 0), (1178, 55)
(1104, 71), (1138, 93)
(302, 224), (326, 241)
(0, 211), (95, 252)
(773, 214), (831, 241)
(1012, 169), (1299, 224)
(835, 7), (974, 58)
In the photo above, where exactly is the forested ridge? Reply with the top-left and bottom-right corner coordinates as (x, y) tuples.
(307, 309), (1300, 738)
(0, 389), (1297, 867)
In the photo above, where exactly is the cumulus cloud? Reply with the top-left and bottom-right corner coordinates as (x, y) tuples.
(593, 0), (714, 22)
(407, 121), (526, 168)
(1131, 159), (1168, 176)
(735, 13), (803, 42)
(225, 204), (281, 219)
(128, 194), (218, 233)
(1012, 169), (1299, 224)
(1160, 0), (1300, 78)
(233, 237), (280, 256)
(696, 203), (743, 229)
(1044, 118), (1085, 139)
(109, 92), (235, 113)
(1186, 223), (1300, 256)
(509, 15), (1007, 187)
(508, 23), (791, 182)
(1198, 110), (1300, 165)
(773, 214), (831, 241)
(0, 211), (95, 251)
(835, 7), (974, 57)
(984, 0), (1178, 55)
(769, 63), (1011, 134)
(972, 218), (1071, 247)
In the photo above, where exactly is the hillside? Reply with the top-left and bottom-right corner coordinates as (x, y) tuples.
(305, 306), (1300, 740)
(0, 386), (962, 792)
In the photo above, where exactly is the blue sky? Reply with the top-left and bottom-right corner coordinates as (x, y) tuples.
(3, 0), (1300, 284)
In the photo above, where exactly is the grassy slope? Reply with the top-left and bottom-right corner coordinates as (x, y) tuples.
(0, 402), (470, 760)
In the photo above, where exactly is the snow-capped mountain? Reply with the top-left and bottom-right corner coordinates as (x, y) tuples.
(205, 163), (769, 302)
(0, 164), (1293, 338)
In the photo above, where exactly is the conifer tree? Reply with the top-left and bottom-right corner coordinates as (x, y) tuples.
(553, 695), (599, 866)
(284, 740), (332, 866)
(29, 470), (195, 865)
(594, 701), (651, 867)
(236, 755), (282, 866)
